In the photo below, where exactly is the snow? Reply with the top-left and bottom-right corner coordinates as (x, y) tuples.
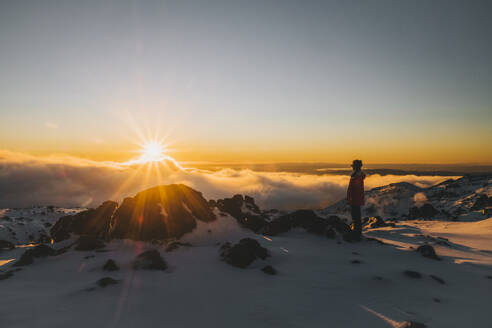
(1, 176), (491, 327)
(1, 214), (492, 327)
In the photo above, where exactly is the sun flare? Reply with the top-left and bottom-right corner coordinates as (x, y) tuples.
(139, 141), (166, 163)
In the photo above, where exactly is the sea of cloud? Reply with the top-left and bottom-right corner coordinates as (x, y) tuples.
(0, 151), (457, 210)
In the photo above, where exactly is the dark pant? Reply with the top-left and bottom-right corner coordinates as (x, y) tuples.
(351, 205), (362, 236)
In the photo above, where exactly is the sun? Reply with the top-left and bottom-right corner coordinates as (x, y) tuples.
(139, 141), (166, 163)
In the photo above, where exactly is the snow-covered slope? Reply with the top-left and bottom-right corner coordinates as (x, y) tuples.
(1, 178), (492, 328)
(321, 174), (492, 221)
(1, 212), (492, 328)
(0, 207), (84, 244)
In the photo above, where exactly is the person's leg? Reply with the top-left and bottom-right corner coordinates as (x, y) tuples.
(351, 205), (362, 238)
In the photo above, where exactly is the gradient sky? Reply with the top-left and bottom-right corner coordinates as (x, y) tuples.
(1, 0), (491, 164)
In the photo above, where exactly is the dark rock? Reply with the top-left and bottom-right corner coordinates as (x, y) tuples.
(264, 211), (345, 236)
(220, 238), (269, 268)
(399, 321), (427, 328)
(409, 203), (439, 219)
(103, 259), (119, 271)
(133, 250), (167, 270)
(0, 271), (14, 280)
(373, 276), (383, 281)
(365, 216), (389, 229)
(13, 244), (55, 266)
(50, 201), (118, 242)
(433, 297), (441, 303)
(325, 228), (336, 239)
(365, 237), (386, 245)
(352, 251), (360, 255)
(343, 231), (362, 242)
(486, 275), (492, 280)
(97, 277), (119, 288)
(471, 194), (491, 210)
(166, 241), (192, 252)
(0, 240), (15, 250)
(261, 265), (277, 275)
(403, 270), (422, 279)
(215, 195), (268, 232)
(429, 274), (446, 285)
(74, 236), (106, 251)
(351, 260), (361, 264)
(416, 244), (440, 260)
(111, 184), (216, 241)
(84, 255), (95, 259)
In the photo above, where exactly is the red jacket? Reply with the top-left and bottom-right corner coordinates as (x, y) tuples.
(347, 171), (366, 206)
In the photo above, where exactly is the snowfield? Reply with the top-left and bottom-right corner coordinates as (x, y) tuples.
(1, 175), (491, 328)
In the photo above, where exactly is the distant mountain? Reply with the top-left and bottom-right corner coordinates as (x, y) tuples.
(320, 174), (492, 221)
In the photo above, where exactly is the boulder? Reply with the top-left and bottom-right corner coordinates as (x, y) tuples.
(103, 259), (119, 271)
(409, 203), (439, 219)
(50, 201), (118, 242)
(220, 238), (269, 268)
(97, 277), (120, 288)
(471, 194), (491, 210)
(110, 184), (216, 241)
(364, 216), (390, 229)
(263, 211), (348, 236)
(0, 240), (15, 250)
(166, 241), (192, 252)
(416, 244), (440, 260)
(261, 265), (277, 275)
(429, 274), (446, 285)
(13, 245), (56, 266)
(215, 195), (268, 232)
(400, 321), (427, 328)
(403, 270), (422, 279)
(74, 236), (106, 251)
(133, 250), (167, 270)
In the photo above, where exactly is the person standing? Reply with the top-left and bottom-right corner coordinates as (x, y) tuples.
(346, 159), (365, 240)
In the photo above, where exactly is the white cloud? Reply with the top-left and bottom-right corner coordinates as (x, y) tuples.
(0, 150), (456, 210)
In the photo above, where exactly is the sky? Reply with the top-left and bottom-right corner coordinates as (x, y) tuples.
(0, 0), (491, 164)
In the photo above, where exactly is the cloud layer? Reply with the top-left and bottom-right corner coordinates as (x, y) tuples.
(0, 151), (456, 210)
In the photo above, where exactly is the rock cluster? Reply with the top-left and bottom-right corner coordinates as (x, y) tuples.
(220, 238), (269, 268)
(50, 184), (216, 242)
(211, 195), (268, 232)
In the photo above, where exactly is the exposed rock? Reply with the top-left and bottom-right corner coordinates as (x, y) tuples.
(399, 321), (427, 328)
(351, 260), (361, 264)
(133, 250), (167, 270)
(110, 184), (216, 241)
(74, 236), (106, 251)
(0, 271), (14, 280)
(409, 203), (439, 219)
(215, 195), (268, 232)
(13, 245), (56, 266)
(429, 274), (446, 285)
(325, 228), (336, 239)
(220, 238), (269, 268)
(416, 244), (440, 261)
(403, 270), (422, 279)
(261, 265), (277, 275)
(364, 216), (394, 229)
(97, 277), (119, 288)
(0, 240), (15, 250)
(263, 211), (349, 237)
(103, 259), (119, 271)
(471, 194), (491, 210)
(50, 201), (118, 242)
(166, 241), (192, 252)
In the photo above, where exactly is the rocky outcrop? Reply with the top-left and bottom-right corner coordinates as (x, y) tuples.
(132, 250), (167, 270)
(416, 244), (440, 260)
(213, 195), (268, 232)
(49, 184), (216, 242)
(262, 211), (350, 238)
(50, 201), (118, 242)
(409, 203), (439, 219)
(110, 184), (216, 241)
(220, 238), (269, 268)
(0, 240), (15, 250)
(13, 245), (56, 266)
